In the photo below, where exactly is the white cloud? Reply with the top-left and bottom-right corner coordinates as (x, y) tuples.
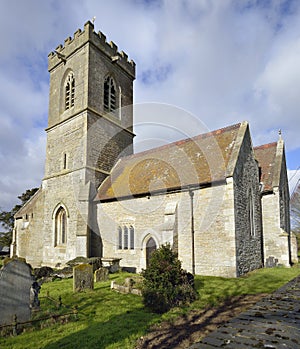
(1, 0), (300, 211)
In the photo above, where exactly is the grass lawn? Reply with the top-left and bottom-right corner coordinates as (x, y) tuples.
(0, 266), (300, 349)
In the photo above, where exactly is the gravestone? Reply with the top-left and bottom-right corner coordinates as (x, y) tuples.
(94, 267), (109, 282)
(266, 256), (279, 268)
(73, 263), (94, 292)
(0, 259), (37, 326)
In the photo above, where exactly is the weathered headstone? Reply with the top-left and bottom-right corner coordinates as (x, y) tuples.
(73, 263), (94, 292)
(266, 256), (279, 268)
(0, 259), (37, 326)
(94, 267), (109, 282)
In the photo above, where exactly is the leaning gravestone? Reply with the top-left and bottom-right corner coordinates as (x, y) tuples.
(73, 263), (94, 292)
(0, 259), (36, 326)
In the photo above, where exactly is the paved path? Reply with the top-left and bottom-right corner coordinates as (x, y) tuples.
(190, 275), (300, 348)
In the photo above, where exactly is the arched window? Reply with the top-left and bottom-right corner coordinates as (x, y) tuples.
(55, 206), (67, 246)
(124, 226), (128, 250)
(118, 226), (122, 250)
(104, 76), (116, 112)
(65, 72), (75, 110)
(117, 225), (135, 250)
(130, 226), (134, 250)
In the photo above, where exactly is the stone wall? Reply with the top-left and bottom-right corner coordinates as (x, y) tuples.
(290, 232), (299, 264)
(98, 181), (239, 277)
(262, 141), (292, 267)
(262, 190), (290, 267)
(232, 128), (263, 276)
(47, 21), (135, 131)
(14, 190), (45, 267)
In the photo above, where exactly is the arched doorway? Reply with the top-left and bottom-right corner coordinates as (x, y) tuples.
(146, 237), (157, 267)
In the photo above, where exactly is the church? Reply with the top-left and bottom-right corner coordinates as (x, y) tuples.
(11, 21), (298, 277)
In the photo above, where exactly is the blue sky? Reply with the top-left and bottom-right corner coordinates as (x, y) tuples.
(0, 0), (300, 210)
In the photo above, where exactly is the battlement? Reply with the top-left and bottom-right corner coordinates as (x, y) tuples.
(48, 21), (135, 78)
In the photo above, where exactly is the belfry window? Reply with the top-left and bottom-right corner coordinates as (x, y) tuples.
(65, 73), (75, 110)
(55, 206), (67, 246)
(104, 76), (116, 112)
(118, 225), (134, 250)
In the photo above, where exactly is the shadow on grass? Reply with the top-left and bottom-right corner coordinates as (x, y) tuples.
(135, 293), (266, 349)
(43, 306), (159, 349)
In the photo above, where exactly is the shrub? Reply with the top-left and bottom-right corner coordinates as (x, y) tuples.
(141, 244), (198, 313)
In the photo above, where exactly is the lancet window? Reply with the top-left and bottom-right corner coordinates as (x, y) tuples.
(55, 206), (67, 246)
(104, 76), (116, 112)
(118, 225), (134, 250)
(65, 72), (75, 110)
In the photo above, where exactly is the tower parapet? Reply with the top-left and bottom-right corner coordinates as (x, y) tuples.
(48, 21), (135, 78)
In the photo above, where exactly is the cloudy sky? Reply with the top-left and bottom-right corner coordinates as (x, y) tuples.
(1, 0), (300, 211)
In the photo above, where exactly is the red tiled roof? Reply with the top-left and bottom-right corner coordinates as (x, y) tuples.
(97, 123), (242, 201)
(254, 142), (277, 191)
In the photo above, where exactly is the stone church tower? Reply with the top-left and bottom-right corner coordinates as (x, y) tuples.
(13, 21), (135, 267)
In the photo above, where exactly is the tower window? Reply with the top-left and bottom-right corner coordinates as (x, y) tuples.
(65, 73), (75, 110)
(104, 76), (116, 112)
(55, 206), (67, 246)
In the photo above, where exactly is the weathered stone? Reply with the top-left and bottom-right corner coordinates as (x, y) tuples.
(101, 258), (121, 273)
(0, 259), (37, 326)
(73, 263), (94, 292)
(124, 277), (134, 288)
(94, 267), (109, 282)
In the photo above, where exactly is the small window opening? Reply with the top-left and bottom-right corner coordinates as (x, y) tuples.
(63, 153), (67, 170)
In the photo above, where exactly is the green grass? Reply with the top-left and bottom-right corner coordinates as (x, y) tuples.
(1, 266), (300, 349)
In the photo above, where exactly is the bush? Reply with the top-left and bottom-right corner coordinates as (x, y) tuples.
(141, 244), (198, 313)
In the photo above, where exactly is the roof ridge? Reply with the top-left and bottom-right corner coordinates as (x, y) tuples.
(126, 122), (242, 161)
(254, 142), (277, 150)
